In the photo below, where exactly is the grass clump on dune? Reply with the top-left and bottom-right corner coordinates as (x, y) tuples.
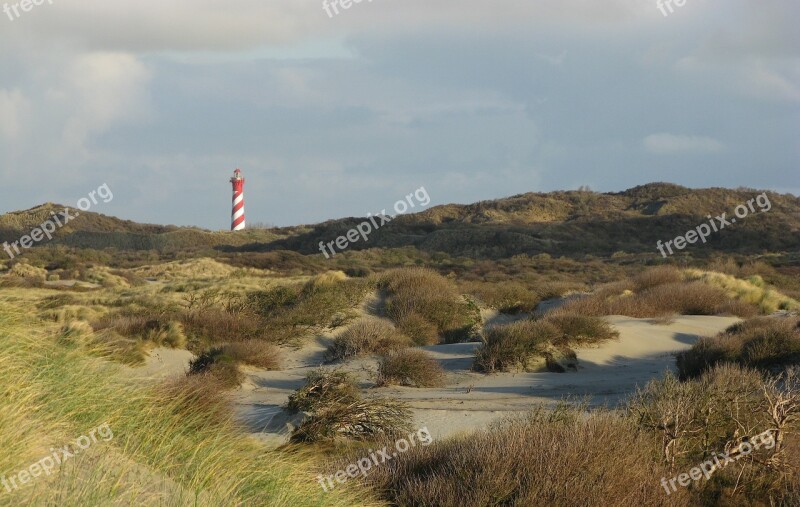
(290, 397), (413, 444)
(325, 319), (412, 362)
(677, 316), (800, 379)
(474, 314), (617, 373)
(377, 349), (446, 387)
(222, 339), (281, 370)
(542, 312), (619, 346)
(474, 320), (560, 373)
(286, 368), (412, 443)
(188, 347), (245, 389)
(286, 369), (361, 414)
(379, 267), (481, 343)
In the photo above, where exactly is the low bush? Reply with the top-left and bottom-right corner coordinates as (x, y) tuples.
(396, 313), (439, 346)
(462, 280), (543, 314)
(377, 349), (445, 387)
(473, 320), (559, 373)
(361, 405), (687, 506)
(325, 319), (412, 362)
(633, 265), (683, 291)
(677, 316), (800, 379)
(542, 313), (619, 346)
(380, 268), (480, 343)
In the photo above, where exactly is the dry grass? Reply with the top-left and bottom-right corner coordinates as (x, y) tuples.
(286, 369), (361, 414)
(305, 270), (348, 290)
(561, 280), (752, 318)
(92, 313), (187, 348)
(222, 339), (281, 370)
(325, 319), (412, 362)
(677, 316), (800, 378)
(461, 280), (544, 314)
(542, 312), (620, 346)
(187, 348), (245, 389)
(290, 396), (413, 443)
(361, 404), (688, 507)
(181, 307), (264, 345)
(0, 297), (378, 506)
(376, 349), (446, 387)
(633, 265), (684, 291)
(286, 369), (412, 443)
(685, 269), (800, 314)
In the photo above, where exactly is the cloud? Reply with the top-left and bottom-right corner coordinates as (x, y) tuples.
(0, 89), (30, 141)
(0, 0), (665, 54)
(643, 133), (725, 155)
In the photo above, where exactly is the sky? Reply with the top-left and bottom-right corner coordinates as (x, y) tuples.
(0, 0), (798, 229)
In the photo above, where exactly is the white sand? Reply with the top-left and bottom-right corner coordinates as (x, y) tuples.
(235, 314), (740, 443)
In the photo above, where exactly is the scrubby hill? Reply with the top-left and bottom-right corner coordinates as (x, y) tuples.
(0, 203), (287, 253)
(243, 183), (800, 258)
(2, 184), (799, 259)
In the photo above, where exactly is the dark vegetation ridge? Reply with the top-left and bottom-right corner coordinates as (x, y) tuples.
(2, 183), (798, 259)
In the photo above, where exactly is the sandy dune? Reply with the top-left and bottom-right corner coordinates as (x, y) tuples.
(235, 314), (740, 443)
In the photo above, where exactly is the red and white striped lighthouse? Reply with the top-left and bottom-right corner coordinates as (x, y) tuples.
(230, 168), (246, 231)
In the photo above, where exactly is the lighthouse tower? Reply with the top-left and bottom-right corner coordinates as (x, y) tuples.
(230, 169), (246, 231)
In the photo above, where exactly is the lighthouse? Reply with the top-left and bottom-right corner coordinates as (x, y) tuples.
(230, 169), (246, 231)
